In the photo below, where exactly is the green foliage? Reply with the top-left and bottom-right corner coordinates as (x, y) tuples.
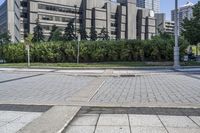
(63, 20), (76, 41)
(78, 27), (88, 40)
(90, 28), (98, 41)
(182, 1), (200, 45)
(99, 27), (109, 40)
(32, 19), (45, 42)
(1, 36), (189, 63)
(48, 25), (62, 41)
(4, 44), (26, 63)
(0, 32), (11, 44)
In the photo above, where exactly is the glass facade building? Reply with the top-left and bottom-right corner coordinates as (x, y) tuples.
(137, 0), (160, 13)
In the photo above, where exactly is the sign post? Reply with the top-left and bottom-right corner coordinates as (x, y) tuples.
(77, 34), (81, 64)
(26, 44), (30, 67)
(174, 0), (180, 68)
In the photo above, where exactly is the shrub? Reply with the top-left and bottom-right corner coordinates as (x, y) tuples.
(0, 37), (189, 63)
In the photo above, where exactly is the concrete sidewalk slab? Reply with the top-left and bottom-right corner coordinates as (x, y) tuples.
(70, 114), (99, 126)
(98, 114), (129, 126)
(0, 111), (42, 133)
(65, 125), (95, 133)
(129, 115), (163, 127)
(159, 115), (199, 128)
(95, 126), (130, 133)
(130, 127), (167, 133)
(18, 106), (80, 133)
(167, 127), (200, 133)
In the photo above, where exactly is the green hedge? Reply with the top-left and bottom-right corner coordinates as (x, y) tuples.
(0, 37), (189, 63)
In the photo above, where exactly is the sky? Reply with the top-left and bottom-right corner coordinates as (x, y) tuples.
(161, 0), (199, 20)
(0, 0), (199, 20)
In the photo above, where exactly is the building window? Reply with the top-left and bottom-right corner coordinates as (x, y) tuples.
(62, 17), (70, 22)
(38, 4), (81, 14)
(111, 31), (117, 35)
(21, 12), (28, 18)
(111, 22), (117, 27)
(41, 15), (53, 21)
(111, 14), (117, 19)
(42, 25), (50, 31)
(20, 1), (28, 7)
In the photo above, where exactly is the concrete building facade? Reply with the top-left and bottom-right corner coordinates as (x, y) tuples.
(155, 13), (174, 35)
(171, 1), (194, 34)
(0, 0), (156, 42)
(137, 0), (160, 13)
(0, 0), (21, 42)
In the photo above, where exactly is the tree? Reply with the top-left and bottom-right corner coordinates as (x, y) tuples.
(0, 31), (11, 44)
(90, 27), (98, 41)
(48, 25), (62, 41)
(32, 19), (45, 42)
(78, 27), (88, 40)
(182, 2), (200, 45)
(98, 27), (109, 40)
(63, 19), (76, 41)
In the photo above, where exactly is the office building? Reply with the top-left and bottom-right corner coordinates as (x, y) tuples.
(137, 0), (160, 13)
(0, 0), (156, 42)
(0, 0), (21, 42)
(171, 1), (194, 33)
(155, 13), (174, 35)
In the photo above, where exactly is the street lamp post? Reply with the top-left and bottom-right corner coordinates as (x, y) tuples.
(74, 5), (80, 64)
(174, 0), (180, 68)
(0, 39), (4, 64)
(74, 5), (77, 38)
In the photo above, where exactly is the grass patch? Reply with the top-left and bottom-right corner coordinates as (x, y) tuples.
(0, 61), (199, 68)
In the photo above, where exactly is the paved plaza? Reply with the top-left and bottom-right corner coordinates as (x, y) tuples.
(0, 67), (199, 132)
(65, 114), (200, 133)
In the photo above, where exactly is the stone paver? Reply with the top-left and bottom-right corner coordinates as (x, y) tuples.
(19, 106), (80, 133)
(130, 127), (167, 133)
(0, 72), (38, 82)
(65, 113), (200, 133)
(129, 115), (163, 127)
(70, 114), (99, 126)
(95, 126), (130, 133)
(65, 126), (95, 133)
(91, 74), (200, 106)
(189, 116), (200, 126)
(98, 114), (129, 126)
(167, 127), (200, 133)
(159, 115), (199, 128)
(0, 111), (42, 133)
(0, 73), (95, 105)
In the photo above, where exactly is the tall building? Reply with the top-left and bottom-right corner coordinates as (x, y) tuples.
(171, 1), (194, 33)
(137, 0), (160, 13)
(0, 0), (21, 42)
(155, 13), (174, 35)
(0, 0), (156, 42)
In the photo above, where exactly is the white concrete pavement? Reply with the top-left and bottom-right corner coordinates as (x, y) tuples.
(0, 111), (42, 133)
(64, 114), (200, 133)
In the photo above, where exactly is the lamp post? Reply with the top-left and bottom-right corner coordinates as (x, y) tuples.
(174, 0), (180, 68)
(0, 39), (4, 64)
(74, 5), (77, 38)
(74, 5), (80, 64)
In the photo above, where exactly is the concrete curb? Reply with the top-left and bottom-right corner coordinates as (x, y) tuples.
(17, 106), (80, 133)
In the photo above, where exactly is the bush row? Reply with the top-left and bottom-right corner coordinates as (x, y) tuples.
(0, 37), (189, 63)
